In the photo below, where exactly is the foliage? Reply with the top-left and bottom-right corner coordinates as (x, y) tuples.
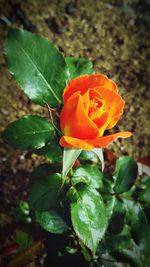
(3, 28), (150, 267)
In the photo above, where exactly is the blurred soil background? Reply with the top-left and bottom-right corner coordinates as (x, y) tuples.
(0, 0), (150, 250)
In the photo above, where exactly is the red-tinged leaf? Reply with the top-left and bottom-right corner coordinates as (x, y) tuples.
(7, 240), (43, 267)
(105, 148), (117, 164)
(0, 243), (18, 257)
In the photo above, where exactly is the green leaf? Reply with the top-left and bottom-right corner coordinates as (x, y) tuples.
(143, 205), (150, 226)
(124, 199), (148, 227)
(143, 256), (150, 267)
(114, 156), (138, 194)
(12, 201), (31, 224)
(15, 230), (33, 253)
(19, 201), (30, 215)
(106, 226), (132, 254)
(133, 224), (150, 254)
(71, 175), (90, 186)
(31, 163), (62, 176)
(97, 255), (121, 267)
(123, 198), (150, 255)
(66, 186), (80, 203)
(29, 164), (63, 211)
(3, 115), (55, 150)
(5, 28), (69, 107)
(101, 173), (116, 220)
(62, 148), (82, 178)
(71, 185), (107, 254)
(109, 200), (127, 235)
(80, 150), (98, 163)
(139, 175), (150, 190)
(36, 210), (68, 234)
(112, 241), (143, 267)
(35, 139), (62, 163)
(139, 187), (150, 205)
(105, 196), (116, 222)
(66, 57), (94, 80)
(73, 164), (103, 189)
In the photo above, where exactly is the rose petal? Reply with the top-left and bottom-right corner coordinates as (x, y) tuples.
(106, 113), (123, 130)
(63, 74), (116, 102)
(93, 86), (125, 129)
(91, 131), (132, 148)
(88, 88), (104, 120)
(59, 132), (132, 150)
(93, 112), (109, 135)
(60, 92), (99, 140)
(82, 89), (108, 134)
(89, 88), (103, 100)
(59, 136), (93, 150)
(103, 79), (118, 92)
(82, 89), (90, 114)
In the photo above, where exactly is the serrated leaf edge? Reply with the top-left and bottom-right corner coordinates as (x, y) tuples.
(70, 187), (107, 254)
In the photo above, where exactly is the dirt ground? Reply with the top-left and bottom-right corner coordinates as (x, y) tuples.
(0, 0), (150, 245)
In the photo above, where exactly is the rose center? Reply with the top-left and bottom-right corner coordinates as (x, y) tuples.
(93, 99), (103, 108)
(88, 97), (104, 120)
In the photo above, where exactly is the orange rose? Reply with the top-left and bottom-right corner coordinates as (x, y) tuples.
(59, 74), (131, 150)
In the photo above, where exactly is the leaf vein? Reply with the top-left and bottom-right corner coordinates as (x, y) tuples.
(11, 33), (61, 104)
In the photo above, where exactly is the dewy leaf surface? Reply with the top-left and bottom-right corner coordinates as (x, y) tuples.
(36, 210), (68, 234)
(35, 139), (62, 163)
(3, 115), (55, 150)
(114, 156), (138, 193)
(73, 164), (103, 189)
(29, 167), (62, 211)
(71, 185), (107, 254)
(5, 28), (69, 107)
